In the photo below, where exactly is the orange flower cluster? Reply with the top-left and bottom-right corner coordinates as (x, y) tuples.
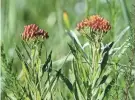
(76, 15), (111, 33)
(22, 24), (49, 40)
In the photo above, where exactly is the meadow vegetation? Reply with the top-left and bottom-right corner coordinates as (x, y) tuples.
(1, 0), (135, 100)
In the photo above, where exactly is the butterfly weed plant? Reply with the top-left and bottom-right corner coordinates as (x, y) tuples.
(1, 14), (135, 100)
(69, 15), (115, 100)
(1, 24), (58, 100)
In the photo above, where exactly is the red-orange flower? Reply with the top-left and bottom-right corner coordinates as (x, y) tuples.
(76, 15), (111, 33)
(22, 24), (49, 40)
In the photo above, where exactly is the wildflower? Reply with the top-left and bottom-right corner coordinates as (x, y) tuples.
(76, 15), (111, 33)
(22, 24), (49, 40)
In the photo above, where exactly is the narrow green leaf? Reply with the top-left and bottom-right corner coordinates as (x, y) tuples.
(1, 43), (8, 66)
(102, 42), (114, 54)
(73, 60), (85, 99)
(42, 51), (52, 72)
(102, 79), (115, 100)
(74, 82), (79, 100)
(15, 48), (22, 61)
(113, 26), (129, 47)
(67, 30), (83, 50)
(21, 41), (31, 60)
(15, 45), (25, 61)
(73, 39), (88, 59)
(15, 46), (30, 72)
(8, 58), (14, 71)
(42, 76), (57, 99)
(100, 52), (109, 72)
(59, 71), (73, 92)
(48, 60), (52, 72)
(98, 75), (108, 86)
(68, 44), (77, 58)
(39, 42), (43, 57)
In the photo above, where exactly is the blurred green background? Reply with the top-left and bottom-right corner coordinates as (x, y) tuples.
(1, 0), (134, 66)
(1, 0), (135, 99)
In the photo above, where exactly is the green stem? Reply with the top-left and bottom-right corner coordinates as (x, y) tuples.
(90, 41), (101, 99)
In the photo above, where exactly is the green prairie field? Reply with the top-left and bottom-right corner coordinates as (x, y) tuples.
(1, 0), (135, 100)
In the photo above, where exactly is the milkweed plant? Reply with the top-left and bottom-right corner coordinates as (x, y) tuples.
(1, 12), (135, 100)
